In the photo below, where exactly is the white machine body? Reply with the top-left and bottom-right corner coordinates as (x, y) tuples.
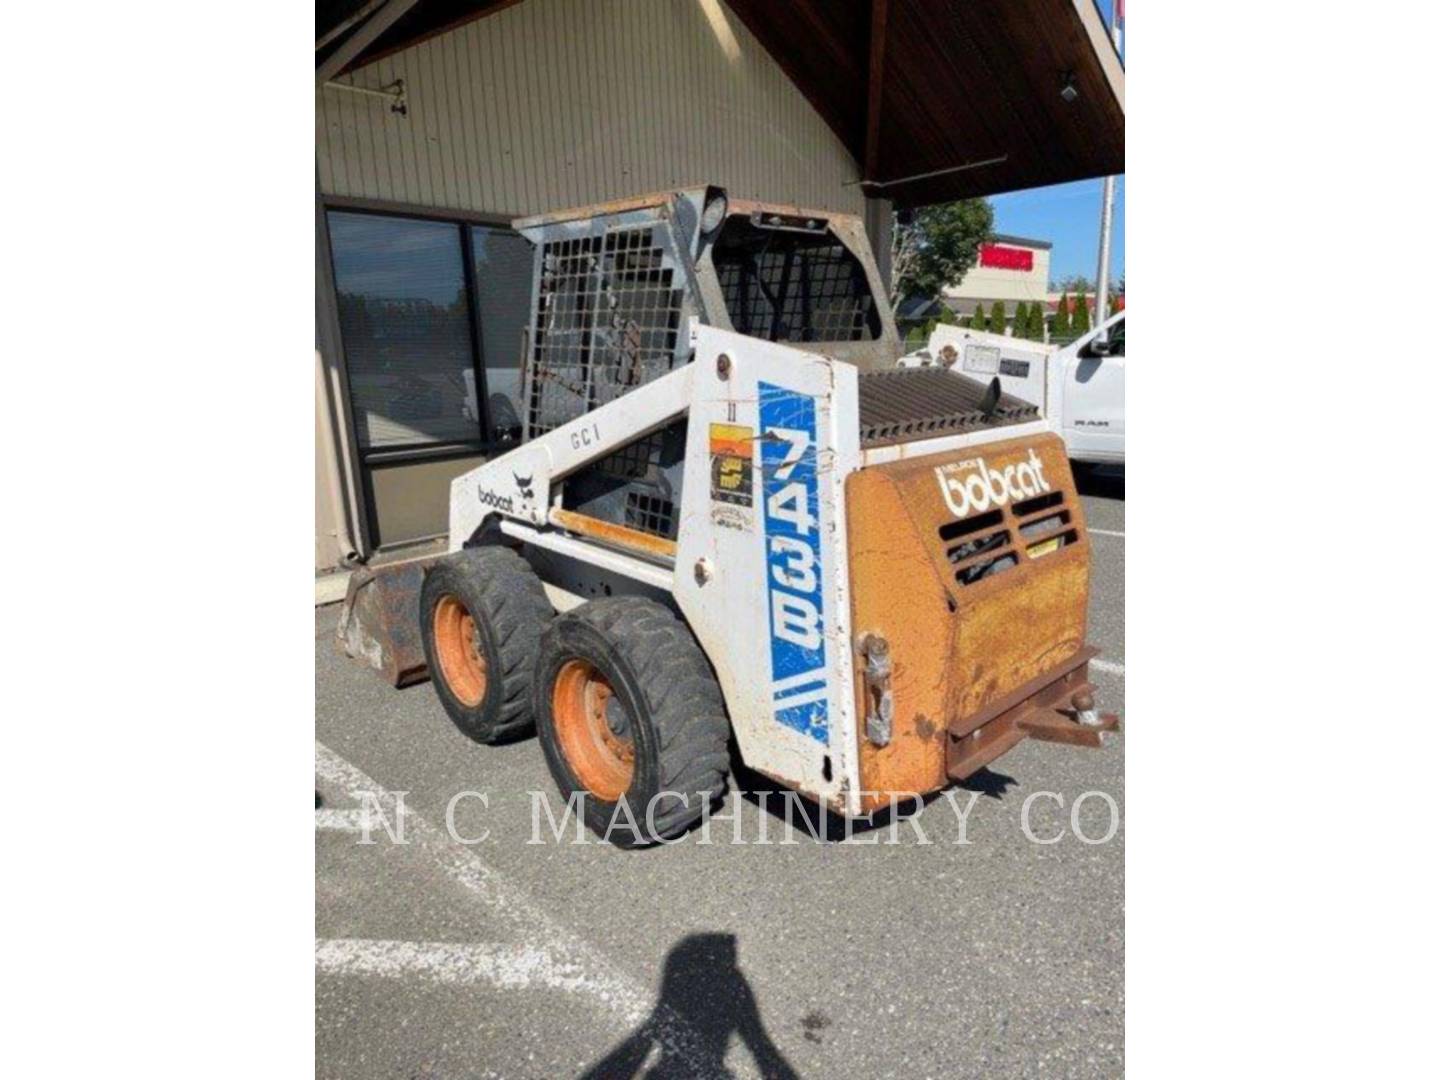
(450, 322), (1053, 816)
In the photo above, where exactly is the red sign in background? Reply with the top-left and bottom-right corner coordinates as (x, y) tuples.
(978, 243), (1034, 272)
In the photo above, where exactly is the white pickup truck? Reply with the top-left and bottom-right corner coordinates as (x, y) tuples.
(910, 311), (1125, 466)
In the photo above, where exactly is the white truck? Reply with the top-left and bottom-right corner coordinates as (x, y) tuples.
(914, 310), (1125, 466)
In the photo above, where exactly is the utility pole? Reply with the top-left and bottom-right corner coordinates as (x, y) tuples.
(1094, 0), (1123, 337)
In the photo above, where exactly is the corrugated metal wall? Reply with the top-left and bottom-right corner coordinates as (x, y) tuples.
(317, 0), (865, 217)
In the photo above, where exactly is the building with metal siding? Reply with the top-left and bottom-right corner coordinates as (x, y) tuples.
(315, 0), (877, 571)
(317, 0), (867, 218)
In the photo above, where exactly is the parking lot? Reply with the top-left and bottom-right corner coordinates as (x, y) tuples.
(316, 471), (1124, 1080)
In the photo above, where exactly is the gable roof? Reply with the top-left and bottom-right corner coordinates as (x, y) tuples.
(317, 0), (1124, 208)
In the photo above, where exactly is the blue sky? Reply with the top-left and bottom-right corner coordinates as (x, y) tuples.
(990, 176), (1124, 288)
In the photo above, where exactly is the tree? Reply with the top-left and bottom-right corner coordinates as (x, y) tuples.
(1073, 292), (1091, 334)
(1012, 301), (1029, 339)
(889, 199), (995, 309)
(1051, 274), (1094, 296)
(1054, 294), (1071, 339)
(1026, 302), (1044, 340)
(989, 300), (1006, 336)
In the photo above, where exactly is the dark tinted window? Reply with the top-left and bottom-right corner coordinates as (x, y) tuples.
(1107, 317), (1125, 355)
(712, 217), (879, 343)
(329, 212), (477, 450)
(1082, 315), (1124, 358)
(470, 226), (533, 445)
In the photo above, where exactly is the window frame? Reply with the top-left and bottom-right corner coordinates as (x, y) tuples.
(321, 196), (529, 465)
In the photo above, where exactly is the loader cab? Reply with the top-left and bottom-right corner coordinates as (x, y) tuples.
(693, 203), (903, 370)
(508, 187), (904, 553)
(512, 187), (902, 446)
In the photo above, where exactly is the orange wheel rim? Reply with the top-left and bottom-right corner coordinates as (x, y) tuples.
(432, 595), (488, 707)
(552, 659), (634, 801)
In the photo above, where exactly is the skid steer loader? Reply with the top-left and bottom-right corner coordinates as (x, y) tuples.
(338, 186), (1116, 844)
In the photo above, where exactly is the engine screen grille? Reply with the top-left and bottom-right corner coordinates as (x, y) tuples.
(938, 510), (1017, 585)
(858, 367), (1039, 448)
(936, 487), (1081, 587)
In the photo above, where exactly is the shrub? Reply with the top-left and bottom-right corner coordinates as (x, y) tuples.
(989, 300), (1006, 336)
(1013, 301), (1030, 339)
(1027, 302), (1044, 340)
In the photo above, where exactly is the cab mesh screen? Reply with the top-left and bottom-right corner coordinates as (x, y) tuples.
(528, 226), (684, 437)
(712, 218), (878, 343)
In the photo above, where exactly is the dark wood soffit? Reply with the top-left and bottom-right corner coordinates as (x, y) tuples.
(333, 0), (1124, 208)
(727, 0), (1124, 207)
(863, 0), (890, 181)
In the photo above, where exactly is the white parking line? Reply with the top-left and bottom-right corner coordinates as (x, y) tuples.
(1092, 658), (1125, 677)
(1089, 528), (1125, 538)
(315, 808), (370, 832)
(317, 938), (600, 993)
(314, 741), (716, 1077)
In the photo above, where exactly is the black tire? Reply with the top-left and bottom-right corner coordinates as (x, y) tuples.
(419, 546), (553, 744)
(533, 597), (730, 846)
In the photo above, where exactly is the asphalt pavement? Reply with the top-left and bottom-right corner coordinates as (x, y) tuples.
(316, 472), (1124, 1079)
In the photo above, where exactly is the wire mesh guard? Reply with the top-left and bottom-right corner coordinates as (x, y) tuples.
(527, 225), (685, 438)
(713, 224), (877, 343)
(624, 490), (677, 538)
(857, 367), (1039, 448)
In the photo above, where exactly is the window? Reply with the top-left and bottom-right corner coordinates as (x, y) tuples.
(1082, 315), (1125, 358)
(327, 209), (535, 455)
(469, 227), (532, 445)
(328, 212), (477, 451)
(711, 217), (880, 343)
(1105, 317), (1125, 356)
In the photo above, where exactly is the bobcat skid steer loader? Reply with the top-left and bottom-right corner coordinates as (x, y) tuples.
(339, 186), (1116, 844)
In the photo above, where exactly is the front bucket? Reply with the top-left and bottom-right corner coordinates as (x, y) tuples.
(336, 556), (439, 687)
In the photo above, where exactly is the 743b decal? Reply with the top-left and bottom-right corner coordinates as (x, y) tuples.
(758, 382), (828, 744)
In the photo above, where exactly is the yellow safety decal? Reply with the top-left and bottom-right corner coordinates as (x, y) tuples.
(1027, 536), (1063, 559)
(709, 423), (754, 510)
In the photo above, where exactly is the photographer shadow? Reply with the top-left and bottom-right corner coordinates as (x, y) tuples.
(581, 932), (799, 1079)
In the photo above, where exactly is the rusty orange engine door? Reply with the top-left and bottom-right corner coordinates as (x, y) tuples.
(845, 433), (1091, 809)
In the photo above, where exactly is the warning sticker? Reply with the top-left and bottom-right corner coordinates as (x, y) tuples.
(709, 423), (754, 509)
